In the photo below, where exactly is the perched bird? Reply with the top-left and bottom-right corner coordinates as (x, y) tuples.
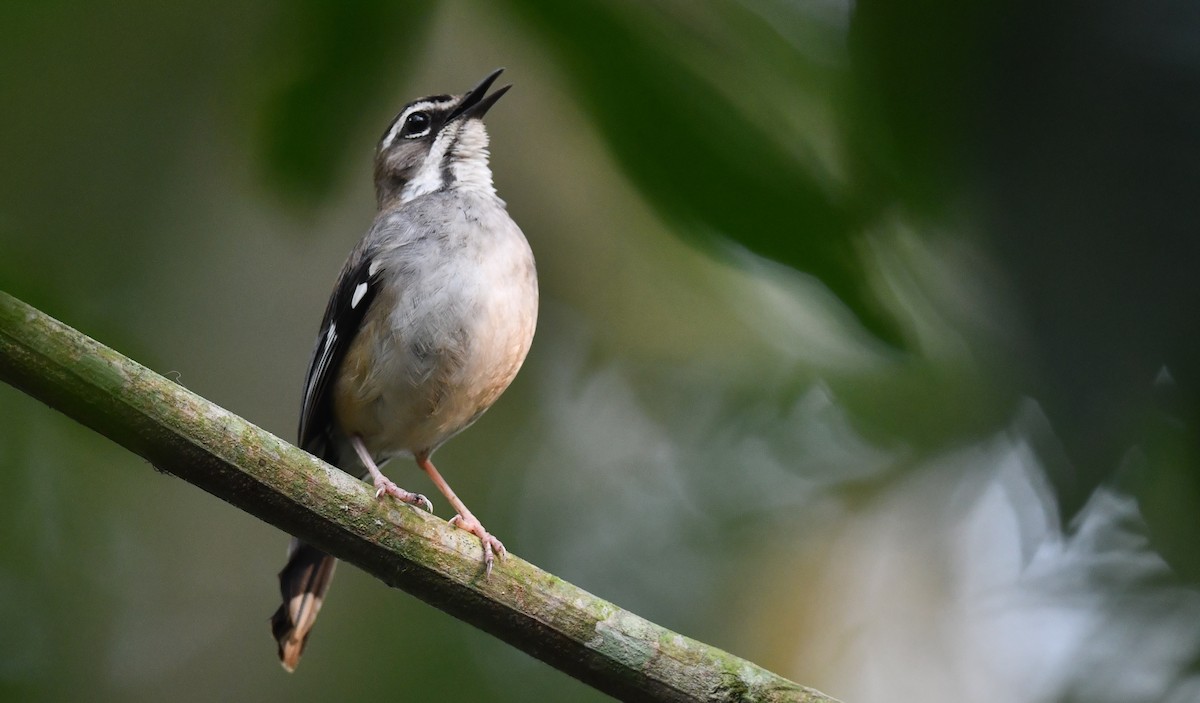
(270, 69), (538, 672)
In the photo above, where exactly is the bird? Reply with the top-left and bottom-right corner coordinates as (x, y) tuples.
(270, 68), (538, 672)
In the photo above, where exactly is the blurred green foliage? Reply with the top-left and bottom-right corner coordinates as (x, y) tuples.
(2, 0), (1199, 701)
(503, 1), (912, 347)
(252, 0), (436, 204)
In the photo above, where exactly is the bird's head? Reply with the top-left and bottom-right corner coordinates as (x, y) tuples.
(373, 69), (511, 208)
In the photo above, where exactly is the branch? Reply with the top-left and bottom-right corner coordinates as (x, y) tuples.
(0, 290), (838, 703)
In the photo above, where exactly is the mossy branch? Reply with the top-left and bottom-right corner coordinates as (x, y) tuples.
(0, 290), (838, 703)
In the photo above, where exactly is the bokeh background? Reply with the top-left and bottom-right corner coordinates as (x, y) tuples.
(3, 1), (1200, 701)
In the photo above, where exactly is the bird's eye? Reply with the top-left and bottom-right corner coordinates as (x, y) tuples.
(400, 111), (431, 139)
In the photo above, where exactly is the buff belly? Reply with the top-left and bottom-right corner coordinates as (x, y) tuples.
(331, 241), (536, 461)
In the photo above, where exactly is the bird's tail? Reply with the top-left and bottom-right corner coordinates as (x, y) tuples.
(270, 539), (337, 672)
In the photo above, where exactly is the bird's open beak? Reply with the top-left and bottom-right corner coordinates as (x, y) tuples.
(448, 68), (511, 122)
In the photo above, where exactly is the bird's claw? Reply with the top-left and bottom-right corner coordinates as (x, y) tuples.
(373, 478), (433, 513)
(449, 514), (507, 576)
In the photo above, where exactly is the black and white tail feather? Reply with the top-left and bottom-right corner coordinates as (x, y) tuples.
(270, 247), (380, 671)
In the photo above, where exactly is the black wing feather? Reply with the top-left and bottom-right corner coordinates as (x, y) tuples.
(297, 251), (381, 461)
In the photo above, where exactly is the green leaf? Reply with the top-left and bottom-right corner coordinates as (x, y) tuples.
(250, 0), (436, 204)
(501, 0), (904, 347)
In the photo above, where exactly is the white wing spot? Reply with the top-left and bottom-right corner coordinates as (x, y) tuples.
(351, 282), (369, 309)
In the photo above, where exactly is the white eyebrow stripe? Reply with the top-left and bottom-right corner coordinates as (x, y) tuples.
(378, 98), (457, 150)
(381, 101), (436, 149)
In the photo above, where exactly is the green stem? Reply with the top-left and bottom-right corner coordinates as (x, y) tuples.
(0, 290), (837, 703)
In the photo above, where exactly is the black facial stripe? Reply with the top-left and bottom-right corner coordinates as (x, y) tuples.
(441, 147), (455, 188)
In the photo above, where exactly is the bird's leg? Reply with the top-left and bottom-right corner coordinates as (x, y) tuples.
(351, 436), (433, 513)
(416, 453), (506, 575)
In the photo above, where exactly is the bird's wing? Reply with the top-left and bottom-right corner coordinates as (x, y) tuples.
(297, 243), (383, 460)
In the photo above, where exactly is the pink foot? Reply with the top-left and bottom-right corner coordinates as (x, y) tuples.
(373, 476), (433, 513)
(448, 514), (507, 575)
